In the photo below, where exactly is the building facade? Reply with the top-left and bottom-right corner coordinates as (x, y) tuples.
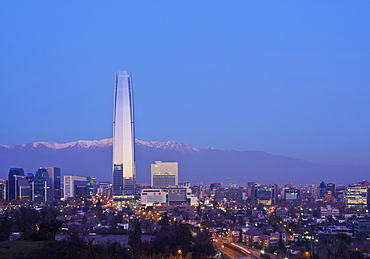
(64, 175), (88, 199)
(112, 71), (136, 203)
(0, 177), (6, 200)
(284, 188), (300, 203)
(33, 168), (52, 203)
(151, 161), (178, 188)
(214, 188), (243, 202)
(141, 189), (167, 205)
(346, 184), (368, 208)
(255, 184), (278, 205)
(16, 175), (31, 200)
(7, 168), (25, 200)
(46, 167), (61, 200)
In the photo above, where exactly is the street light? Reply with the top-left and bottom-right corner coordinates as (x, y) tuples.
(178, 249), (182, 258)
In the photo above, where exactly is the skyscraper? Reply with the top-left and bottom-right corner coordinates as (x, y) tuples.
(0, 177), (6, 200)
(112, 71), (136, 203)
(33, 168), (52, 203)
(7, 168), (25, 200)
(46, 167), (61, 200)
(64, 175), (88, 199)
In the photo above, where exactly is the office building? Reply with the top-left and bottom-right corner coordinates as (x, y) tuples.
(346, 184), (368, 208)
(46, 167), (61, 200)
(319, 181), (327, 198)
(319, 205), (340, 218)
(7, 168), (25, 200)
(76, 177), (96, 197)
(214, 188), (242, 202)
(74, 180), (89, 197)
(33, 168), (52, 203)
(112, 71), (136, 203)
(63, 175), (96, 199)
(326, 183), (336, 197)
(0, 177), (5, 200)
(17, 175), (31, 200)
(190, 183), (205, 200)
(166, 187), (197, 205)
(151, 161), (178, 188)
(348, 218), (370, 237)
(97, 182), (111, 196)
(255, 184), (278, 205)
(26, 173), (34, 199)
(247, 182), (256, 201)
(307, 184), (320, 199)
(284, 188), (300, 203)
(141, 189), (167, 205)
(64, 175), (87, 199)
(210, 182), (222, 198)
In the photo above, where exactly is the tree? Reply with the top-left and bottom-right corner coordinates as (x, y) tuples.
(151, 225), (177, 257)
(192, 230), (215, 259)
(128, 218), (142, 256)
(40, 207), (58, 223)
(238, 229), (243, 243)
(94, 240), (130, 259)
(175, 223), (193, 255)
(276, 233), (286, 256)
(17, 207), (41, 238)
(315, 234), (352, 259)
(158, 212), (171, 226)
(0, 211), (11, 241)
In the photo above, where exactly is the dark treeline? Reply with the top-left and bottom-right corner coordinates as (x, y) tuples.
(0, 207), (215, 259)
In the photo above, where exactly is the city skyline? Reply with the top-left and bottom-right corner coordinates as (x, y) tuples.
(2, 3), (370, 255)
(1, 2), (370, 169)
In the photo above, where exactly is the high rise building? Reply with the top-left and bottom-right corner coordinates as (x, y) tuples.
(284, 188), (300, 203)
(327, 183), (336, 197)
(7, 168), (25, 200)
(46, 167), (61, 200)
(151, 161), (178, 188)
(97, 182), (111, 197)
(64, 175), (87, 199)
(0, 177), (6, 200)
(33, 168), (52, 203)
(255, 184), (278, 205)
(214, 188), (243, 202)
(112, 71), (136, 203)
(319, 181), (327, 198)
(346, 184), (368, 209)
(247, 182), (256, 201)
(16, 175), (31, 200)
(63, 175), (96, 199)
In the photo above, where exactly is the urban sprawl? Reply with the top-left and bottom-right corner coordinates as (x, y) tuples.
(0, 71), (367, 259)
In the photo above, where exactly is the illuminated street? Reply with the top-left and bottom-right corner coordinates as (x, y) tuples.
(215, 243), (259, 259)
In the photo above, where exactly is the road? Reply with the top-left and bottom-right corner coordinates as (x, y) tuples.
(215, 242), (259, 259)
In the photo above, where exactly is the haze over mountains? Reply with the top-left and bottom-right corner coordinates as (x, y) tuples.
(0, 139), (368, 185)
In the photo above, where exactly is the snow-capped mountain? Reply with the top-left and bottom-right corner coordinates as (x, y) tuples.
(136, 139), (200, 152)
(5, 139), (200, 152)
(0, 139), (368, 184)
(15, 139), (113, 150)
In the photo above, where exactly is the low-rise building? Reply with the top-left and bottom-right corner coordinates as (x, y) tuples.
(348, 218), (370, 237)
(140, 189), (167, 205)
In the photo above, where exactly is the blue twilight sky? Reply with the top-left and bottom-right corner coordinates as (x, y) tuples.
(0, 1), (369, 166)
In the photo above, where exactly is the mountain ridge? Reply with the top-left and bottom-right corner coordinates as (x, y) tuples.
(0, 139), (369, 185)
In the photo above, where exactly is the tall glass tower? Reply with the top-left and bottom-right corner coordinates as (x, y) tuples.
(113, 71), (136, 203)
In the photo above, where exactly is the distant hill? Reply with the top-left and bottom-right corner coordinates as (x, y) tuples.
(0, 139), (368, 185)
